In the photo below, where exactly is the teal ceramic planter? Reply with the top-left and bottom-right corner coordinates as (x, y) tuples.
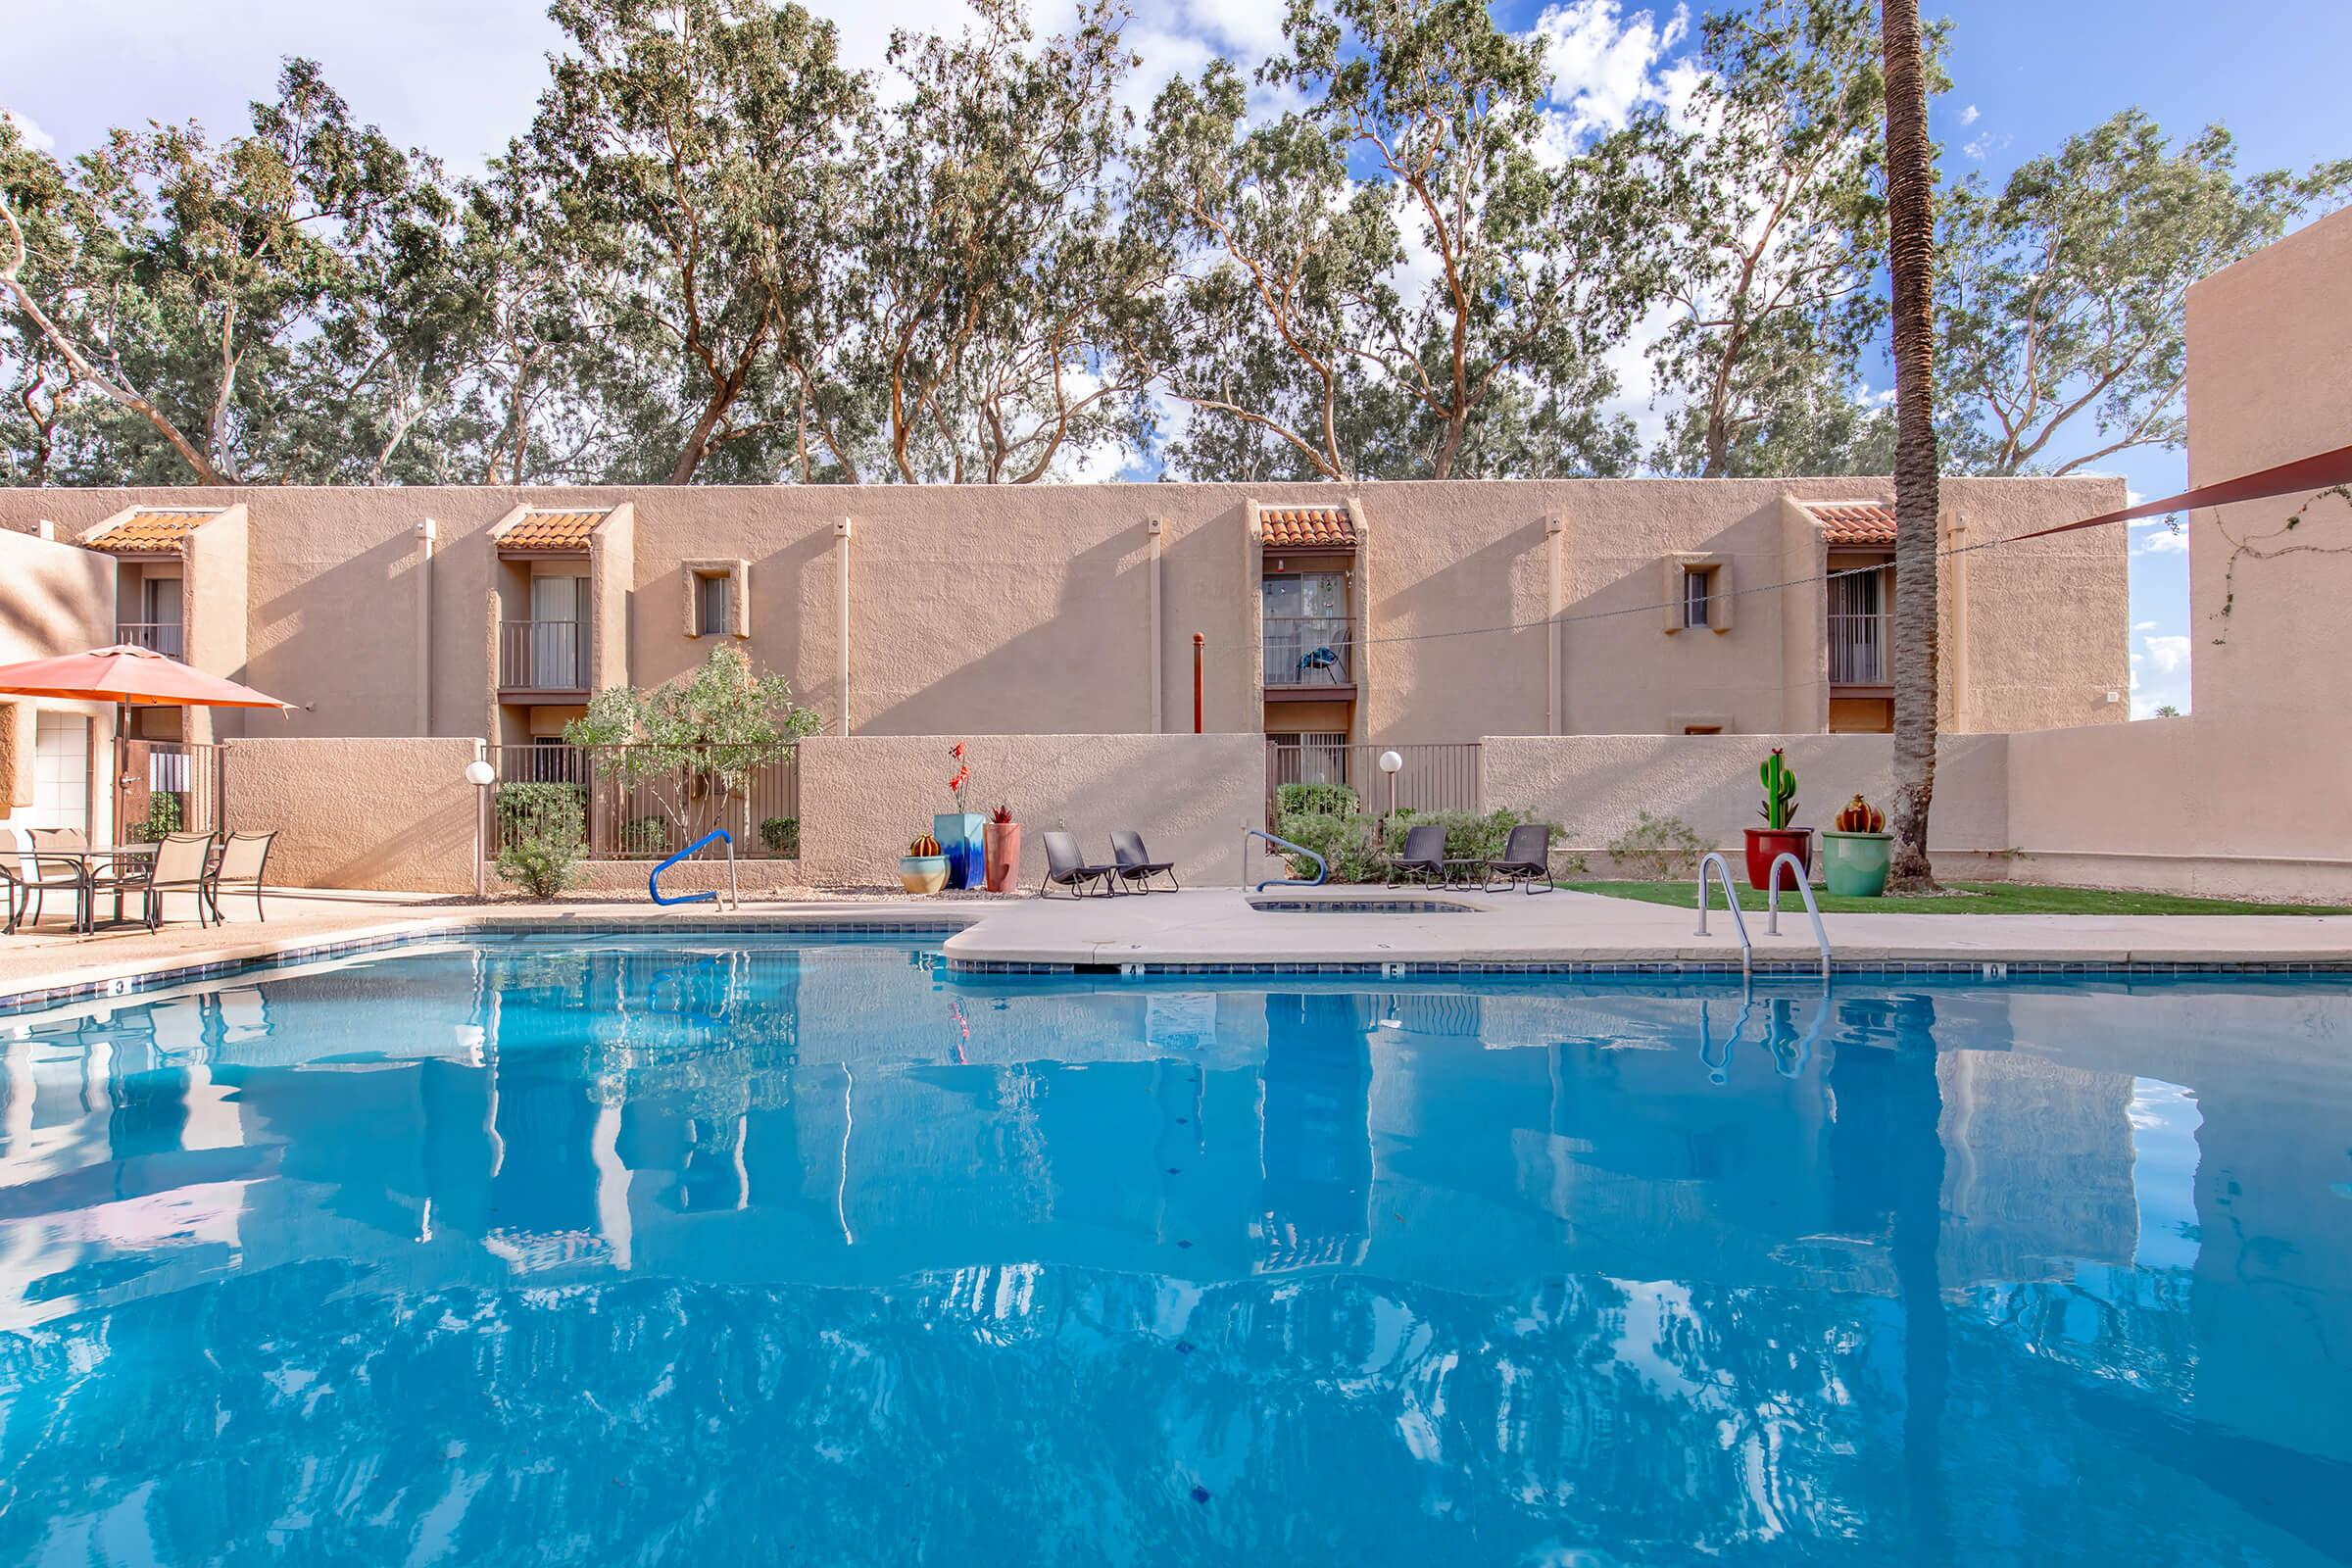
(1820, 831), (1893, 898)
(933, 811), (986, 890)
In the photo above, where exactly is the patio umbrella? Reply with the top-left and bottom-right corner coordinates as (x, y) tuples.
(0, 644), (292, 839)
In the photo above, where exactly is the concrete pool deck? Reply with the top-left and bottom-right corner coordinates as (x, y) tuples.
(6, 885), (2352, 1012)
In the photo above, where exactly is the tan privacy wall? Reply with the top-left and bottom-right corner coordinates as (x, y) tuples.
(223, 737), (483, 892)
(1480, 733), (2011, 872)
(1483, 721), (2352, 899)
(2005, 717), (2352, 900)
(798, 733), (1265, 889)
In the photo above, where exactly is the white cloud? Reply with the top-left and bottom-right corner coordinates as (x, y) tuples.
(2132, 619), (2156, 632)
(4, 109), (55, 153)
(2133, 525), (2188, 556)
(1529, 1), (1690, 136)
(2141, 633), (2190, 674)
(1957, 104), (1980, 126)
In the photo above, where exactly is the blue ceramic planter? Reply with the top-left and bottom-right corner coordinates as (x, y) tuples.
(933, 811), (986, 890)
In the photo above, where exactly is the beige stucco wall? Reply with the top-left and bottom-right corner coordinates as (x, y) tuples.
(0, 526), (117, 815)
(1479, 733), (2011, 874)
(222, 736), (483, 892)
(798, 732), (1263, 889)
(2185, 206), (2352, 722)
(0, 476), (2123, 748)
(2005, 716), (2352, 899)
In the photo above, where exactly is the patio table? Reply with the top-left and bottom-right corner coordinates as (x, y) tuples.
(1440, 858), (1488, 891)
(37, 845), (161, 934)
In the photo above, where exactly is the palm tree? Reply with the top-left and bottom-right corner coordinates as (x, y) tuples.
(1883, 0), (1941, 891)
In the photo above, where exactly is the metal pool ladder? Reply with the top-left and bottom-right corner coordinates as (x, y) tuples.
(650, 828), (740, 911)
(1247, 826), (1329, 892)
(1694, 852), (1833, 980)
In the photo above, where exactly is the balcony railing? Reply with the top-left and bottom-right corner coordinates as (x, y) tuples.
(1263, 614), (1354, 688)
(499, 618), (588, 692)
(1829, 612), (1889, 685)
(116, 621), (184, 658)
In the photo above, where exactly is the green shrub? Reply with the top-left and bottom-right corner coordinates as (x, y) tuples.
(496, 791), (585, 899)
(495, 781), (586, 837)
(1276, 781), (1359, 818)
(134, 792), (184, 843)
(616, 814), (670, 858)
(1270, 808), (1582, 884)
(760, 815), (800, 858)
(1606, 809), (1707, 881)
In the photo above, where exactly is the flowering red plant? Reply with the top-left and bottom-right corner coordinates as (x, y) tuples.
(946, 742), (971, 805)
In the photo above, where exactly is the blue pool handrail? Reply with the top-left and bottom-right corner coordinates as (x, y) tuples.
(651, 828), (740, 909)
(1248, 826), (1329, 892)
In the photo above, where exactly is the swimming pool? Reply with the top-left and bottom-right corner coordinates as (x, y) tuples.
(2, 933), (2347, 1564)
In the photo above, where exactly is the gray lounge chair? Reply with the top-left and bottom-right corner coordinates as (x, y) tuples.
(1484, 823), (1557, 894)
(1041, 831), (1120, 899)
(1389, 823), (1447, 886)
(207, 829), (276, 922)
(1110, 830), (1179, 893)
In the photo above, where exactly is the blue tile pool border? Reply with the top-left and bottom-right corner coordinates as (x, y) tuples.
(7, 919), (2351, 1017)
(0, 919), (968, 1018)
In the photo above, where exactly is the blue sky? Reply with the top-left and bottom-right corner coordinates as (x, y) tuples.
(7, 0), (2347, 715)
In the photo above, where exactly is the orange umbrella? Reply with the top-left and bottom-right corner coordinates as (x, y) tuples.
(0, 644), (292, 709)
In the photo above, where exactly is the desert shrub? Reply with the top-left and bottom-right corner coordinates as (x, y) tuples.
(134, 792), (184, 842)
(760, 815), (800, 858)
(1276, 781), (1359, 818)
(496, 791), (585, 898)
(616, 814), (670, 857)
(496, 781), (586, 839)
(1606, 809), (1707, 881)
(1271, 808), (1582, 884)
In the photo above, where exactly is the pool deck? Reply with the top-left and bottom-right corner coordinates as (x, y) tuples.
(6, 884), (2352, 1011)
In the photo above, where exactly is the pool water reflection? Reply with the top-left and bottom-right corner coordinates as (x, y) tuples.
(2, 937), (2349, 1564)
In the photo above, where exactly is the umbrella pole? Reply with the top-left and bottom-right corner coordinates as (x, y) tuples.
(113, 701), (126, 845)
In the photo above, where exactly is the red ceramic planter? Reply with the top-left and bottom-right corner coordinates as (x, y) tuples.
(1743, 827), (1813, 892)
(984, 822), (1023, 893)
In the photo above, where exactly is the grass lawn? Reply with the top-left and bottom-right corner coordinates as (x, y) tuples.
(1558, 880), (2352, 917)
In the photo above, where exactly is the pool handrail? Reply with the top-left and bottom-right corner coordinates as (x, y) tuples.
(1248, 826), (1328, 892)
(1764, 852), (1832, 980)
(1693, 852), (1752, 975)
(650, 828), (740, 910)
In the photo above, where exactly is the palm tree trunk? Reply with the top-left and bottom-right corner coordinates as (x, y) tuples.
(1883, 0), (1941, 892)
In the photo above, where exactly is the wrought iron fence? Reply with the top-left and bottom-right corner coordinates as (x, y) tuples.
(1262, 614), (1354, 687)
(130, 740), (227, 835)
(489, 743), (801, 859)
(498, 619), (588, 691)
(1267, 741), (1481, 818)
(116, 621), (185, 658)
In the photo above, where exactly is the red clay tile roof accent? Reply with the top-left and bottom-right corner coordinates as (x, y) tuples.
(86, 508), (224, 553)
(1259, 505), (1356, 549)
(500, 509), (609, 552)
(1802, 500), (1898, 547)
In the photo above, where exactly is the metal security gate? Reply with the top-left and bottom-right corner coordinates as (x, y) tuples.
(126, 740), (228, 836)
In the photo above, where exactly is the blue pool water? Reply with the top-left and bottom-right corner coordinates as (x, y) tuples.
(2, 935), (2349, 1564)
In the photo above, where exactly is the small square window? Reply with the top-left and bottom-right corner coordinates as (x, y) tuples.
(696, 572), (730, 637)
(1683, 567), (1714, 629)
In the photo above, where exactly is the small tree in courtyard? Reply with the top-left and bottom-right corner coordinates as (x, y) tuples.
(565, 644), (821, 853)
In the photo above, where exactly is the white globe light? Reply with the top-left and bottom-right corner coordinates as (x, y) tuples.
(464, 760), (496, 787)
(1378, 750), (1403, 774)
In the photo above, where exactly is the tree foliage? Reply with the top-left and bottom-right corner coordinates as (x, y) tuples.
(1939, 111), (2352, 476)
(4, 1), (2345, 488)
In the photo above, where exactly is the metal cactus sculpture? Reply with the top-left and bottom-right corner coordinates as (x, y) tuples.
(1835, 795), (1886, 833)
(1758, 749), (1799, 830)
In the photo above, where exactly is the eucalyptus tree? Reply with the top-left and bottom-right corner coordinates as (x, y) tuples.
(1938, 110), (2350, 477)
(528, 0), (870, 484)
(1135, 0), (1659, 482)
(1881, 0), (1941, 894)
(1648, 0), (1915, 477)
(0, 60), (437, 485)
(849, 0), (1157, 484)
